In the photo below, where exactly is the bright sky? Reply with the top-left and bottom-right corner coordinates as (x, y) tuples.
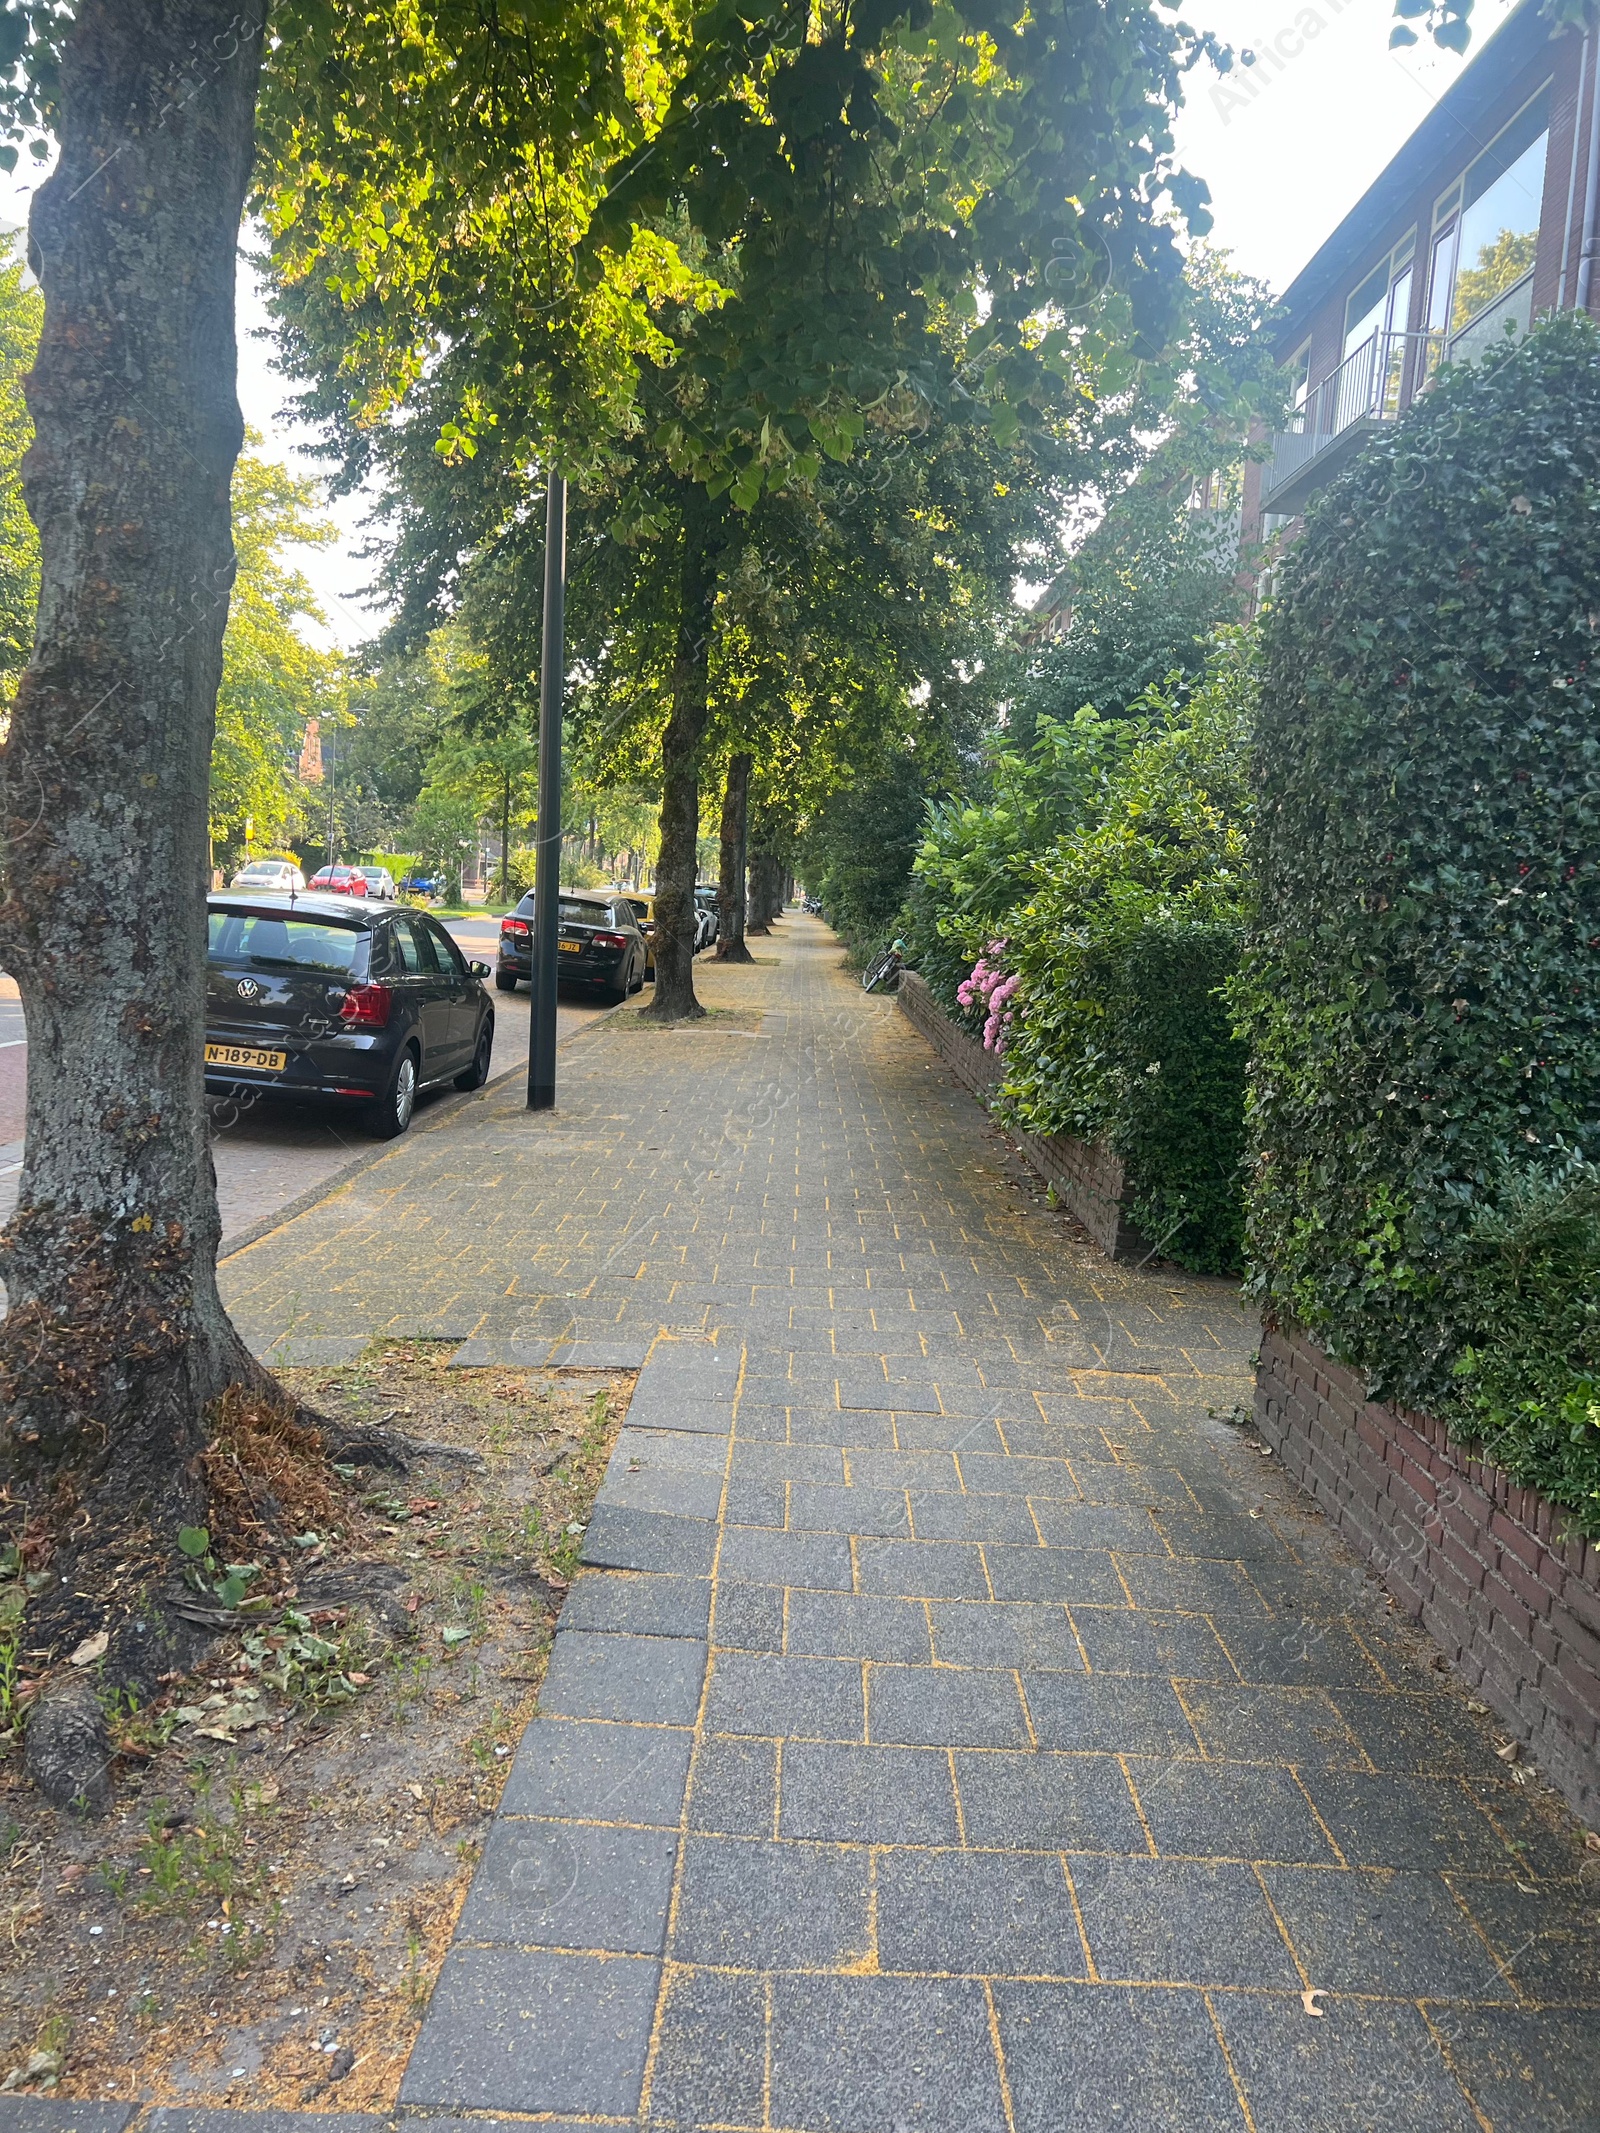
(0, 0), (1521, 650)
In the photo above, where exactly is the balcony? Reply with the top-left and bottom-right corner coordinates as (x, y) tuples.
(1260, 329), (1439, 518)
(1260, 270), (1537, 521)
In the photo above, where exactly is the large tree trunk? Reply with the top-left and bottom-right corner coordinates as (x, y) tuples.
(747, 850), (777, 934)
(715, 752), (753, 962)
(0, 2), (270, 1667)
(643, 490), (720, 1020)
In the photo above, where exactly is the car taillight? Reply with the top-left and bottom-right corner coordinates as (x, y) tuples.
(592, 931), (627, 949)
(502, 917), (530, 938)
(339, 983), (392, 1029)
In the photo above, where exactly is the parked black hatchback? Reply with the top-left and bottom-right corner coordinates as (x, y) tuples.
(496, 889), (647, 1003)
(205, 894), (495, 1138)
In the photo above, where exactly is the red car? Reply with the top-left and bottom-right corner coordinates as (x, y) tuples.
(308, 864), (369, 897)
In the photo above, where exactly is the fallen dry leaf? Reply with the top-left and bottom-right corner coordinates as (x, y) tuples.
(1301, 1990), (1326, 2018)
(68, 1629), (109, 1668)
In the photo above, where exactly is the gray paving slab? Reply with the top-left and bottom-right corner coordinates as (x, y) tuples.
(212, 917), (1585, 2130)
(1, 2110), (138, 2133)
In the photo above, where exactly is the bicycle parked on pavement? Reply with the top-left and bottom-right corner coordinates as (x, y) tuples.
(861, 939), (906, 993)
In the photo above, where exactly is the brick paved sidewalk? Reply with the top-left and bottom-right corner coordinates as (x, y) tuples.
(224, 917), (1599, 2133)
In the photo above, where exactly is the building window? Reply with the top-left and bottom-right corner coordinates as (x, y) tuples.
(1343, 233), (1415, 364)
(1428, 85), (1549, 347)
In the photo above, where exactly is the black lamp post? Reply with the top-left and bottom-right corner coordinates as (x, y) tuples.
(527, 468), (567, 1111)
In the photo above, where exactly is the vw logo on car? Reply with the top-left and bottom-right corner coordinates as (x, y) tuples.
(236, 978), (261, 1001)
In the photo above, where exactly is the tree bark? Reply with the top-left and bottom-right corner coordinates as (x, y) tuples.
(747, 850), (778, 933)
(716, 752), (753, 962)
(0, 2), (272, 1658)
(642, 489), (720, 1019)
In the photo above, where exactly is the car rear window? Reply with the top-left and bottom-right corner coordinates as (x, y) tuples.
(208, 911), (364, 974)
(559, 899), (606, 925)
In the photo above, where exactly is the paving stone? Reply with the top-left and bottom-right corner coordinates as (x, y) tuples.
(868, 1664), (1031, 1748)
(787, 1481), (913, 1537)
(1126, 1757), (1336, 1864)
(548, 1337), (652, 1368)
(985, 1545), (1125, 1605)
(730, 1439), (846, 1484)
(1214, 1993), (1480, 2132)
(855, 1536), (989, 1599)
(952, 1450), (1080, 1500)
(559, 1570), (711, 1642)
(686, 1735), (777, 1836)
(768, 1974), (1009, 2133)
(909, 1489), (1041, 1544)
(927, 1599), (1085, 1672)
(600, 1463), (726, 1521)
(785, 1589), (934, 1663)
(709, 1579), (785, 1651)
(1071, 1856), (1301, 1987)
(1030, 1502), (1167, 1553)
(722, 1475), (786, 1526)
(1330, 1691), (1507, 1779)
(995, 1980), (1247, 2132)
(1025, 1674), (1199, 1757)
(1179, 1684), (1366, 1769)
(1113, 1553), (1270, 1614)
(4, 2110), (138, 2133)
(952, 1749), (1147, 1852)
(645, 1968), (767, 2130)
(1069, 1461), (1196, 1510)
(836, 1376), (942, 1412)
(1213, 1616), (1387, 1690)
(609, 1427), (730, 1477)
(716, 1526), (854, 1590)
(875, 1847), (1087, 1976)
(147, 2117), (389, 2133)
(1435, 2009), (1600, 2133)
(896, 1413), (1010, 1453)
(673, 1835), (872, 1967)
(1298, 1771), (1517, 1873)
(843, 1446), (960, 1490)
(703, 1649), (865, 1741)
(787, 1405), (898, 1448)
(779, 1740), (960, 1844)
(399, 1945), (659, 2114)
(539, 1631), (707, 1726)
(1070, 1608), (1236, 1681)
(1449, 1877), (1600, 2001)
(1261, 1864), (1516, 1999)
(457, 1819), (678, 1953)
(581, 1505), (719, 1573)
(499, 1717), (693, 1825)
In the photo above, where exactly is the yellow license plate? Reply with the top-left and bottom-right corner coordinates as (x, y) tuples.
(559, 940), (582, 953)
(205, 1043), (286, 1073)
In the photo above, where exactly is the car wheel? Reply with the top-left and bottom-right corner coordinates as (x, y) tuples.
(367, 1045), (418, 1139)
(495, 971), (518, 993)
(455, 1020), (493, 1091)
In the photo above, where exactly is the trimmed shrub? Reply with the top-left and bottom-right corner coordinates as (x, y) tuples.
(1241, 314), (1600, 1529)
(997, 630), (1256, 1273)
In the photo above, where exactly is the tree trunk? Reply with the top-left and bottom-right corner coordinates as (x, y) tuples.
(716, 752), (753, 962)
(747, 850), (775, 933)
(499, 769), (512, 901)
(0, 2), (272, 1668)
(642, 490), (720, 1019)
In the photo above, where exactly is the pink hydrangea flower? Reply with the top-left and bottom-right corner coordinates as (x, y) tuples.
(957, 941), (1018, 1054)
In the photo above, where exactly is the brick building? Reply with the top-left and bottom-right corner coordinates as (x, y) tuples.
(1242, 0), (1600, 551)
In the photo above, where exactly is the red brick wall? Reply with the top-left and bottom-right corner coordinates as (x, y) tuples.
(1256, 1322), (1600, 1829)
(896, 974), (1148, 1262)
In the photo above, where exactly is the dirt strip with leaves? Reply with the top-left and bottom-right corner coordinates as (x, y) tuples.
(0, 1342), (628, 2109)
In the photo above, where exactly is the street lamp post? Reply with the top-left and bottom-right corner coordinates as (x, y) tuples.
(527, 468), (567, 1112)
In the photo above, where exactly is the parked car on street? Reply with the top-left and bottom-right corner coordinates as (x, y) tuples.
(624, 895), (657, 978)
(354, 865), (397, 900)
(694, 885), (719, 950)
(497, 890), (648, 1004)
(229, 858), (306, 894)
(205, 892), (495, 1137)
(308, 863), (369, 897)
(400, 872), (441, 897)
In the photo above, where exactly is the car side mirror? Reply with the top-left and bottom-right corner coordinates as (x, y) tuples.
(468, 959), (491, 979)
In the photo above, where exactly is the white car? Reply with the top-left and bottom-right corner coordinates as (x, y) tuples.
(355, 866), (397, 900)
(229, 858), (306, 893)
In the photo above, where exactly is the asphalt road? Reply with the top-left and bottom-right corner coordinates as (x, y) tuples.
(0, 916), (621, 1247)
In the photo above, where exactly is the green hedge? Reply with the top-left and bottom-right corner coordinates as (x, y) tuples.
(1242, 314), (1600, 1532)
(997, 631), (1256, 1274)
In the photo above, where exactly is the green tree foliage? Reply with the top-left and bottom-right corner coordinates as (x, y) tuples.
(209, 448), (342, 859)
(0, 245), (40, 693)
(995, 631), (1256, 1271)
(1241, 314), (1600, 1529)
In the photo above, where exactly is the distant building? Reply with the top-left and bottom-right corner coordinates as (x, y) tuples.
(1243, 0), (1598, 566)
(298, 717), (324, 783)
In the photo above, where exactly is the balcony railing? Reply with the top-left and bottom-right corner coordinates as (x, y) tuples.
(1262, 328), (1440, 514)
(1261, 270), (1538, 518)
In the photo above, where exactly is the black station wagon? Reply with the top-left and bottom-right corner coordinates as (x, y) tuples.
(205, 893), (495, 1137)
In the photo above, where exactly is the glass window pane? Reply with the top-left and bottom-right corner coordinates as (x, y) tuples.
(1344, 261), (1390, 358)
(1453, 92), (1548, 333)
